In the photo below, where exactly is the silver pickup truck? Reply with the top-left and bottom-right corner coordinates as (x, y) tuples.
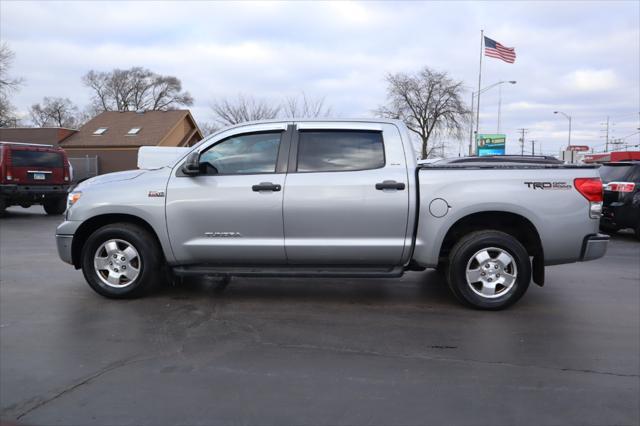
(56, 119), (609, 309)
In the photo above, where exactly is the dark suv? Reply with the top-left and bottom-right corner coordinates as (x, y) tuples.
(599, 161), (640, 240)
(0, 142), (71, 215)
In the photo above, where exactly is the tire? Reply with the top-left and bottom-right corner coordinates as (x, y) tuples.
(635, 223), (640, 241)
(81, 223), (164, 298)
(599, 224), (618, 234)
(43, 196), (67, 215)
(446, 230), (531, 310)
(0, 198), (5, 216)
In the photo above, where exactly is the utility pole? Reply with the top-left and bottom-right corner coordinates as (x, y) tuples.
(600, 116), (610, 152)
(530, 140), (535, 156)
(517, 128), (528, 155)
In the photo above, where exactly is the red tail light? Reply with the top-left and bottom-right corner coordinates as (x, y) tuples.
(574, 178), (603, 202)
(605, 182), (635, 193)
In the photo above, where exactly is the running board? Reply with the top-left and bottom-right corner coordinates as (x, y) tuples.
(172, 265), (404, 279)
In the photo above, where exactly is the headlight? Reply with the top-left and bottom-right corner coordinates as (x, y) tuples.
(67, 191), (82, 209)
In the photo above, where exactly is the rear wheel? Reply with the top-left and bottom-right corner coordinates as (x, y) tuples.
(81, 223), (165, 298)
(447, 230), (531, 310)
(43, 196), (66, 215)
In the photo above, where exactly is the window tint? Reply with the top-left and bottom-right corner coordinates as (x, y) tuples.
(600, 165), (633, 183)
(200, 132), (281, 175)
(10, 150), (63, 167)
(297, 131), (384, 172)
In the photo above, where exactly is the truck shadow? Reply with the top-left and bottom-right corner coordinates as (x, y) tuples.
(155, 270), (460, 308)
(0, 206), (49, 218)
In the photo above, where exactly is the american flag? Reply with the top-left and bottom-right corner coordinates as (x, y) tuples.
(484, 36), (516, 63)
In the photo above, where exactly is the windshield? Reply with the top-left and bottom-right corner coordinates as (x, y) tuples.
(10, 150), (64, 167)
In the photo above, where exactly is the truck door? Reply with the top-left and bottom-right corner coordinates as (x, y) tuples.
(166, 124), (292, 264)
(283, 123), (410, 265)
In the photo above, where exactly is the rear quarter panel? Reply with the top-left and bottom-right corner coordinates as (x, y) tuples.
(413, 167), (601, 267)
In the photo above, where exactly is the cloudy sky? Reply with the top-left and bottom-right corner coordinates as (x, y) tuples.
(2, 0), (639, 156)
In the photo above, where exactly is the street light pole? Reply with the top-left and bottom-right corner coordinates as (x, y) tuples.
(554, 111), (572, 147)
(468, 92), (475, 156)
(469, 80), (516, 155)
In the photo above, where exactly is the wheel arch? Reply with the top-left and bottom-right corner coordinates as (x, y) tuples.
(438, 211), (545, 286)
(71, 214), (165, 269)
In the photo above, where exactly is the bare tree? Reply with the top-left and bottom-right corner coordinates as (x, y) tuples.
(0, 42), (24, 127)
(376, 67), (469, 159)
(198, 121), (220, 137)
(282, 92), (332, 118)
(82, 67), (193, 112)
(210, 94), (281, 127)
(30, 97), (80, 128)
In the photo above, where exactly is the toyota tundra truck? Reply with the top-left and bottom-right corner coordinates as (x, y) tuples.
(56, 119), (608, 309)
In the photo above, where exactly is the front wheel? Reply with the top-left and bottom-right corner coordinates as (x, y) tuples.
(81, 223), (165, 298)
(447, 230), (531, 310)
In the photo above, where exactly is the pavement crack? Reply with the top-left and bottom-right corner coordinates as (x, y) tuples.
(6, 354), (160, 420)
(258, 342), (639, 378)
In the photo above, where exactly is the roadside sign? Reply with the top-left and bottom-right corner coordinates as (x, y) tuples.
(567, 145), (589, 152)
(476, 134), (506, 156)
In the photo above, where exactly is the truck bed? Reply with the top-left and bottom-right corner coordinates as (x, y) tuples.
(412, 164), (602, 267)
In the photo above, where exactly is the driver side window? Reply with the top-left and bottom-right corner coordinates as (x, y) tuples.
(200, 132), (282, 175)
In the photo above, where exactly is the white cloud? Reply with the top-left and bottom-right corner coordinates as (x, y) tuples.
(1, 0), (638, 156)
(563, 69), (620, 92)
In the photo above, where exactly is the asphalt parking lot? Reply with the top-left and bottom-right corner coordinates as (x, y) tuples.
(1, 206), (639, 426)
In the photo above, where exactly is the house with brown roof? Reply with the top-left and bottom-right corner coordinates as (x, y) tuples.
(0, 127), (77, 146)
(60, 110), (203, 177)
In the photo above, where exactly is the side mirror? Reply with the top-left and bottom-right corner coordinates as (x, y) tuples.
(181, 152), (201, 176)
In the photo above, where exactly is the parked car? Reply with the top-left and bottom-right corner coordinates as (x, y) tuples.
(56, 119), (608, 309)
(599, 161), (640, 239)
(0, 142), (71, 215)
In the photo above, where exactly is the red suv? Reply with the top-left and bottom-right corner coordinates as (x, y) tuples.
(0, 142), (71, 215)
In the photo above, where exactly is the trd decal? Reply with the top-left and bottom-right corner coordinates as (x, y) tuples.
(524, 182), (572, 190)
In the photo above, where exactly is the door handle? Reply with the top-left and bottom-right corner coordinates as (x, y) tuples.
(252, 182), (281, 192)
(375, 180), (405, 191)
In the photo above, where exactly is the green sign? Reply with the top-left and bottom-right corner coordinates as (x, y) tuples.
(476, 134), (506, 156)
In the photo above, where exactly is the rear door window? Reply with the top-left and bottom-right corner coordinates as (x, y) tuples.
(10, 150), (63, 167)
(296, 131), (385, 172)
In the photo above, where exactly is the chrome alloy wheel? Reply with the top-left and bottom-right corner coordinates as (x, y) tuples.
(465, 247), (518, 299)
(94, 239), (141, 288)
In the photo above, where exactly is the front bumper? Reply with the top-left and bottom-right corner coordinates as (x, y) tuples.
(56, 234), (74, 265)
(55, 221), (83, 266)
(580, 233), (609, 261)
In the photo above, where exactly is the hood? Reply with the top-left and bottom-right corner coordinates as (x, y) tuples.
(75, 169), (145, 190)
(137, 146), (190, 169)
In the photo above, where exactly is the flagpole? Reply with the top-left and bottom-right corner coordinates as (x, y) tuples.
(474, 29), (484, 155)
